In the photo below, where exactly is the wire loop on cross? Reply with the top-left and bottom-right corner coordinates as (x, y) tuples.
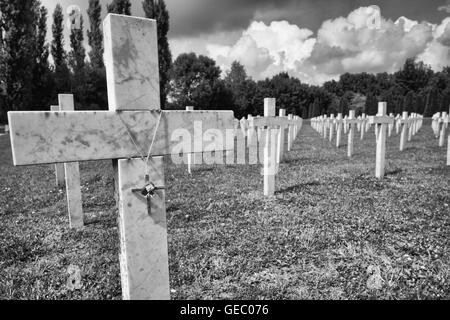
(118, 110), (165, 191)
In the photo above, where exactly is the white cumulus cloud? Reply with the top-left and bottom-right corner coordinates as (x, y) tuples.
(203, 6), (450, 85)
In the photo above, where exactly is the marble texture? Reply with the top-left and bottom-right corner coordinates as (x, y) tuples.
(103, 14), (160, 111)
(277, 109), (286, 163)
(51, 105), (66, 187)
(117, 157), (169, 300)
(8, 110), (234, 166)
(372, 103), (389, 178)
(59, 94), (84, 229)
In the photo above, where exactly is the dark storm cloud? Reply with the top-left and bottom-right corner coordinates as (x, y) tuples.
(166, 0), (448, 38)
(167, 0), (296, 37)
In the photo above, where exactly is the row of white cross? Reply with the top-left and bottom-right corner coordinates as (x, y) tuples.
(311, 106), (450, 177)
(186, 102), (302, 198)
(432, 112), (449, 153)
(311, 104), (426, 178)
(311, 110), (424, 152)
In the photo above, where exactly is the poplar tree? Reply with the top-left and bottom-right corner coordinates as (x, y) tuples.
(69, 15), (87, 108)
(143, 0), (172, 109)
(32, 4), (53, 109)
(87, 0), (103, 69)
(0, 0), (38, 115)
(51, 4), (70, 95)
(365, 91), (378, 115)
(87, 0), (107, 110)
(423, 88), (439, 117)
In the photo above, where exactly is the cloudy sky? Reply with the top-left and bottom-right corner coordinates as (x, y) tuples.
(41, 0), (450, 84)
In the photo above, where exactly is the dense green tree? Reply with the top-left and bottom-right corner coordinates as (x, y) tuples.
(224, 61), (256, 118)
(69, 15), (87, 109)
(395, 58), (432, 93)
(32, 4), (53, 110)
(107, 0), (131, 15)
(51, 4), (70, 97)
(87, 0), (103, 69)
(402, 91), (415, 113)
(143, 0), (172, 109)
(0, 0), (39, 118)
(423, 88), (439, 117)
(86, 0), (107, 110)
(339, 91), (353, 115)
(312, 99), (321, 117)
(440, 88), (450, 113)
(413, 93), (425, 114)
(169, 53), (228, 110)
(364, 91), (377, 115)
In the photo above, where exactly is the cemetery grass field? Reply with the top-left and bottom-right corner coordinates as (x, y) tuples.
(0, 120), (449, 300)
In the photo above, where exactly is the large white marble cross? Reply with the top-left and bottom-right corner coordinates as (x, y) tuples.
(8, 14), (234, 300)
(369, 102), (394, 178)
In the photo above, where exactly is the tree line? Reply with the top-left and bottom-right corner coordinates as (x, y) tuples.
(1, 0), (449, 124)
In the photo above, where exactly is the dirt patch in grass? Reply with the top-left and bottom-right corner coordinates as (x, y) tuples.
(0, 120), (449, 299)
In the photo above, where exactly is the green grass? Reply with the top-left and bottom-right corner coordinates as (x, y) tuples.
(0, 120), (449, 300)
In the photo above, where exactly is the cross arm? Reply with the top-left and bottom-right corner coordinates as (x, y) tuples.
(344, 119), (359, 124)
(250, 117), (295, 128)
(369, 116), (395, 125)
(8, 110), (234, 166)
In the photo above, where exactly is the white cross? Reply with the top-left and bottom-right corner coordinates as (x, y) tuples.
(334, 113), (344, 148)
(369, 102), (394, 178)
(248, 99), (295, 196)
(8, 14), (234, 300)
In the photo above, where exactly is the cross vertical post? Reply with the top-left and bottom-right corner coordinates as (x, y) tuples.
(277, 109), (286, 163)
(369, 102), (393, 178)
(247, 114), (255, 146)
(360, 114), (366, 140)
(343, 116), (349, 134)
(388, 113), (394, 137)
(336, 113), (343, 148)
(186, 106), (194, 174)
(51, 105), (66, 188)
(408, 113), (414, 142)
(399, 111), (409, 151)
(329, 114), (335, 142)
(347, 110), (357, 158)
(103, 14), (169, 300)
(323, 115), (328, 139)
(59, 94), (84, 229)
(396, 114), (401, 135)
(263, 98), (277, 197)
(447, 114), (450, 166)
(287, 114), (293, 151)
(439, 112), (448, 147)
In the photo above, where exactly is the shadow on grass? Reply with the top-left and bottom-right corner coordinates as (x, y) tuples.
(275, 181), (321, 194)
